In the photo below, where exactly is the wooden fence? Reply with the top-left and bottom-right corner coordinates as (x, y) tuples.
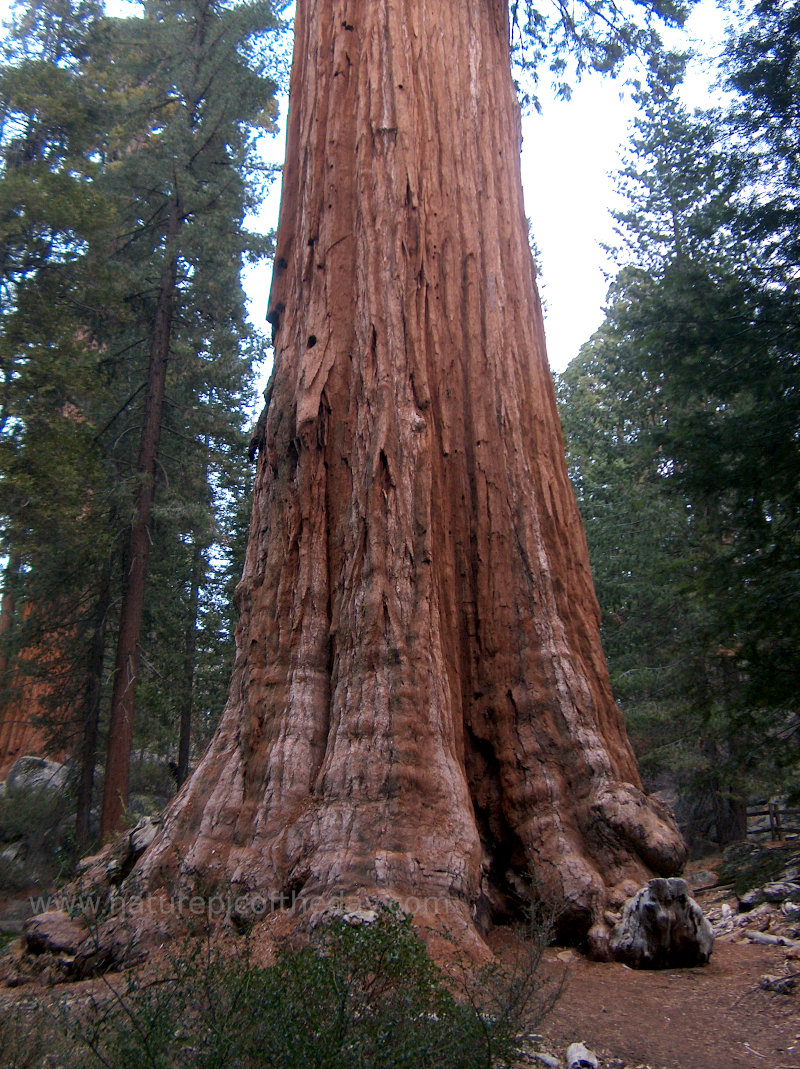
(747, 799), (800, 841)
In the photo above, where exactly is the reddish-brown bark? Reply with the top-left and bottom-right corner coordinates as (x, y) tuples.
(76, 556), (113, 850)
(100, 201), (180, 838)
(176, 539), (204, 789)
(132, 0), (686, 954)
(0, 578), (76, 780)
(0, 697), (64, 780)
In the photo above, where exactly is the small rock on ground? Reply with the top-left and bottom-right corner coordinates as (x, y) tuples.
(567, 1041), (599, 1068)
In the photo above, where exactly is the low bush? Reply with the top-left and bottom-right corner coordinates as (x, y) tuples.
(0, 784), (76, 889)
(63, 902), (558, 1068)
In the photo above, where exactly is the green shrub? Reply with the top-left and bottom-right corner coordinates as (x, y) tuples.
(67, 902), (558, 1068)
(0, 785), (76, 889)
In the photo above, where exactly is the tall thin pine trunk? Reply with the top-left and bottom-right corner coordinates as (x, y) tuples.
(0, 549), (21, 775)
(177, 540), (204, 788)
(100, 199), (180, 837)
(0, 549), (20, 693)
(76, 552), (113, 851)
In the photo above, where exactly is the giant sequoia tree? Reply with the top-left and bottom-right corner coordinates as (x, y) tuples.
(128, 0), (689, 955)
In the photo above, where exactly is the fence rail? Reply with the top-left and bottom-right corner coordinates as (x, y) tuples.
(747, 799), (800, 841)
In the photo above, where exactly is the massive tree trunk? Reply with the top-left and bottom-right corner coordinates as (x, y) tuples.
(133, 0), (685, 954)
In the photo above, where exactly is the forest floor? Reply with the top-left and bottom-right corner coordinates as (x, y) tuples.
(1, 927), (795, 1069)
(526, 937), (798, 1069)
(504, 855), (800, 1069)
(1, 858), (799, 1068)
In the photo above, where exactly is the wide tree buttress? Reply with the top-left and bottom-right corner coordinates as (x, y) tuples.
(136, 0), (686, 953)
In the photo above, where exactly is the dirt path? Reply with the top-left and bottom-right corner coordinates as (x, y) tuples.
(538, 940), (799, 1069)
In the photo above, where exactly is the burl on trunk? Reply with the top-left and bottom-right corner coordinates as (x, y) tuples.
(135, 0), (686, 954)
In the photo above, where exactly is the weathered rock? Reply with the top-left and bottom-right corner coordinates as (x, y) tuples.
(763, 881), (800, 903)
(532, 1054), (560, 1069)
(22, 910), (87, 956)
(739, 887), (766, 911)
(566, 1042), (599, 1069)
(687, 869), (717, 890)
(610, 877), (714, 968)
(6, 756), (70, 794)
(738, 880), (800, 914)
(128, 815), (160, 857)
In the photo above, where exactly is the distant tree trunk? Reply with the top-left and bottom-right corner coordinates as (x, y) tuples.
(100, 200), (180, 837)
(177, 540), (204, 788)
(133, 0), (686, 955)
(76, 554), (113, 851)
(711, 785), (748, 845)
(0, 551), (85, 778)
(0, 549), (20, 695)
(0, 549), (21, 776)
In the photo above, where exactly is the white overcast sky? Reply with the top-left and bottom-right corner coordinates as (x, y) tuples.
(0, 0), (731, 374)
(244, 0), (731, 374)
(521, 0), (730, 370)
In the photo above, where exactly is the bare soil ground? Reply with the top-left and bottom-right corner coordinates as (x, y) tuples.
(505, 853), (800, 1069)
(534, 938), (799, 1069)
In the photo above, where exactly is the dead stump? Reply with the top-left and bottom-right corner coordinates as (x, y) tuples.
(610, 877), (714, 968)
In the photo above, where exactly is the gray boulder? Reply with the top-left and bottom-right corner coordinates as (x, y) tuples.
(6, 756), (70, 794)
(23, 910), (88, 956)
(610, 877), (714, 969)
(763, 881), (800, 903)
(532, 1055), (560, 1069)
(738, 887), (766, 911)
(127, 815), (160, 857)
